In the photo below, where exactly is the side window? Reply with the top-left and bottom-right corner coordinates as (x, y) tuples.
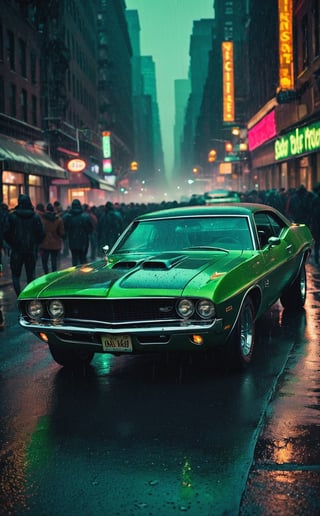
(267, 213), (286, 237)
(255, 212), (287, 247)
(255, 213), (274, 248)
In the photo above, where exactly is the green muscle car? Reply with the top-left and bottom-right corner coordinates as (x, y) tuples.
(18, 203), (313, 370)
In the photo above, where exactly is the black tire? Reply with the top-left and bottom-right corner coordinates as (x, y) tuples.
(226, 296), (255, 370)
(49, 344), (94, 368)
(280, 264), (307, 310)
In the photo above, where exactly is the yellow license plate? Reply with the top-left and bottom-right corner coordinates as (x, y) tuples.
(101, 334), (132, 352)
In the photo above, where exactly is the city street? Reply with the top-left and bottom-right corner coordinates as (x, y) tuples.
(0, 256), (319, 515)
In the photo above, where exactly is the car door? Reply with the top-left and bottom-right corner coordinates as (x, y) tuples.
(255, 212), (295, 306)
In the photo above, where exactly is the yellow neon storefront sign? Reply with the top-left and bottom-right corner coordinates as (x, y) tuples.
(222, 41), (235, 123)
(278, 0), (294, 90)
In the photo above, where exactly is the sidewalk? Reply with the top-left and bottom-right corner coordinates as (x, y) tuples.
(240, 263), (320, 514)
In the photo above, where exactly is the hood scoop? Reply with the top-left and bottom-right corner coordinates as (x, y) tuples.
(112, 260), (139, 270)
(142, 253), (186, 270)
(111, 253), (186, 272)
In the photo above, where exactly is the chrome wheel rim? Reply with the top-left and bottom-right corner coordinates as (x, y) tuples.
(240, 304), (254, 357)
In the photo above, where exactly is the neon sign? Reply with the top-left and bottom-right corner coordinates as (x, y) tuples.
(248, 111), (277, 151)
(222, 41), (235, 123)
(275, 121), (320, 160)
(67, 158), (86, 172)
(278, 0), (294, 90)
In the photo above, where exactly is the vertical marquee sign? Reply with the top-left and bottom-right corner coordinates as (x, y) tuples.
(278, 0), (294, 90)
(222, 41), (235, 123)
(102, 131), (112, 173)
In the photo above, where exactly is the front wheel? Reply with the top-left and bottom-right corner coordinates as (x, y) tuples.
(49, 344), (94, 368)
(280, 264), (307, 310)
(226, 296), (255, 370)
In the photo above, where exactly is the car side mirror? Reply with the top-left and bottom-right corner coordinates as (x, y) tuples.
(268, 236), (281, 248)
(102, 244), (109, 258)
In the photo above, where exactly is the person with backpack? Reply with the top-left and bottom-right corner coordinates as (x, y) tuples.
(4, 194), (45, 296)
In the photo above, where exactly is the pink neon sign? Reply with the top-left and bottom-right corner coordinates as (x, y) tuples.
(248, 111), (276, 151)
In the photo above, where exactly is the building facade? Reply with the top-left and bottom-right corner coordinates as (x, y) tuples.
(0, 0), (66, 209)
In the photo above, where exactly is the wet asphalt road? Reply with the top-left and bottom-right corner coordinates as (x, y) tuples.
(0, 261), (319, 515)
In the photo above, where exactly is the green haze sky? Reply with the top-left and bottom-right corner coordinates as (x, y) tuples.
(125, 0), (215, 180)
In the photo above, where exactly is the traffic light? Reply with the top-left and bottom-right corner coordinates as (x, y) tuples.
(208, 149), (217, 163)
(130, 161), (139, 171)
(225, 142), (233, 153)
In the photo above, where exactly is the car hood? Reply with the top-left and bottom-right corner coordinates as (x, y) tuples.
(20, 251), (252, 299)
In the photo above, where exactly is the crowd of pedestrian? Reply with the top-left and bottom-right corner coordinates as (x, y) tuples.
(1, 183), (320, 309)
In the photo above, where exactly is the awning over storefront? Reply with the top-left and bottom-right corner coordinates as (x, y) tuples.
(83, 169), (116, 191)
(51, 169), (116, 192)
(0, 136), (67, 179)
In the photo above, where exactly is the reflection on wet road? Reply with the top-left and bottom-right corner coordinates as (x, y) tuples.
(0, 267), (319, 515)
(240, 265), (320, 515)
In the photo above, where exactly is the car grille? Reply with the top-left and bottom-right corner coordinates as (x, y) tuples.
(61, 298), (178, 323)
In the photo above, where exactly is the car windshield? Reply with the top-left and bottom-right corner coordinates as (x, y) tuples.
(113, 216), (254, 252)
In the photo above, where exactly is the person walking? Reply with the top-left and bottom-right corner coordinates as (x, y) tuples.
(62, 199), (93, 266)
(4, 194), (45, 296)
(39, 203), (65, 274)
(97, 201), (123, 254)
(286, 185), (314, 225)
(83, 203), (98, 260)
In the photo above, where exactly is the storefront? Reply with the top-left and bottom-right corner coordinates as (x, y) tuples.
(274, 122), (320, 191)
(50, 167), (116, 209)
(0, 135), (66, 209)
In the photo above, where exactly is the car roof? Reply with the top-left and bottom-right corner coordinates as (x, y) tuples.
(137, 203), (280, 220)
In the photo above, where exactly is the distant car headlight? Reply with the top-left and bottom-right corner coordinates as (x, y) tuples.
(177, 298), (194, 318)
(27, 300), (43, 320)
(48, 300), (65, 319)
(197, 299), (215, 319)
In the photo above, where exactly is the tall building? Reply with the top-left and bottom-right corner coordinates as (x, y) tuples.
(140, 55), (164, 187)
(173, 79), (190, 174)
(0, 0), (137, 207)
(246, 0), (320, 192)
(98, 0), (134, 192)
(0, 0), (66, 208)
(180, 18), (215, 180)
(126, 9), (153, 188)
(126, 8), (164, 193)
(195, 0), (250, 191)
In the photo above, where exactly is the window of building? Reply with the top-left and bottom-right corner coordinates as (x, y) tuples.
(302, 14), (309, 68)
(30, 50), (37, 84)
(21, 88), (27, 122)
(18, 38), (26, 77)
(9, 83), (16, 116)
(314, 0), (320, 57)
(0, 76), (4, 112)
(31, 95), (37, 125)
(2, 172), (24, 209)
(0, 22), (3, 62)
(6, 29), (15, 70)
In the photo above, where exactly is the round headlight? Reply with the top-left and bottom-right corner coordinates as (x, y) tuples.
(197, 299), (215, 319)
(48, 300), (64, 319)
(177, 299), (194, 318)
(27, 300), (43, 320)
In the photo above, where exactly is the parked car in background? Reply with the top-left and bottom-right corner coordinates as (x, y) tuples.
(18, 204), (313, 371)
(204, 189), (241, 204)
